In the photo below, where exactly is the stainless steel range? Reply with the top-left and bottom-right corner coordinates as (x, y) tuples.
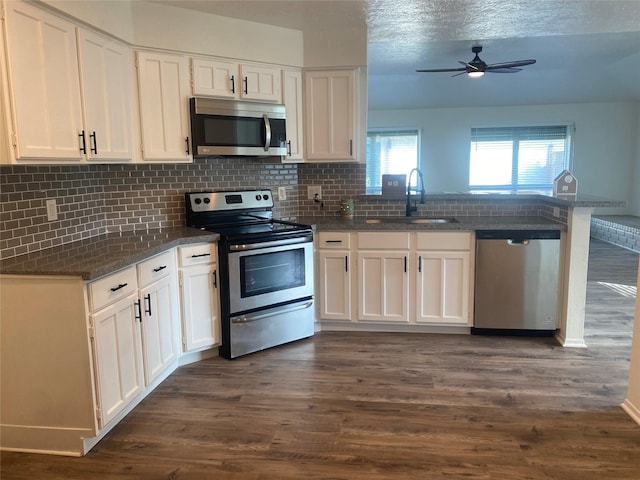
(185, 190), (314, 359)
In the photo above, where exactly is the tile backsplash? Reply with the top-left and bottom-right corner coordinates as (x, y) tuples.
(0, 157), (300, 260)
(1, 158), (566, 260)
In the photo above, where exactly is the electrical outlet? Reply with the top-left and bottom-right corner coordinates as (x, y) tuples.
(307, 185), (322, 200)
(277, 186), (287, 201)
(46, 199), (58, 221)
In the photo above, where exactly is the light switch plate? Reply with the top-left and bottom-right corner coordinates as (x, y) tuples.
(46, 199), (58, 221)
(278, 186), (287, 201)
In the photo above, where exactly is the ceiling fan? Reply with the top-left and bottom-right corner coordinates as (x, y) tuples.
(416, 45), (536, 78)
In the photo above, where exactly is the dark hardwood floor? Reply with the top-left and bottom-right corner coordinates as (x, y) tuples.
(2, 238), (639, 479)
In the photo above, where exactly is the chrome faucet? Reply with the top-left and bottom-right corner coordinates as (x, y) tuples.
(406, 168), (426, 216)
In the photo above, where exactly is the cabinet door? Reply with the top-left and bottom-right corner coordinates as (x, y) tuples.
(77, 29), (133, 161)
(304, 69), (356, 161)
(179, 264), (220, 352)
(240, 64), (281, 102)
(136, 51), (191, 161)
(90, 293), (144, 428)
(318, 250), (351, 321)
(416, 251), (470, 325)
(139, 275), (179, 385)
(357, 251), (409, 322)
(4, 1), (83, 160)
(191, 58), (238, 98)
(282, 68), (304, 161)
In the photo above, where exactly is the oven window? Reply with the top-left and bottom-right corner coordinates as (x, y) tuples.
(239, 248), (306, 297)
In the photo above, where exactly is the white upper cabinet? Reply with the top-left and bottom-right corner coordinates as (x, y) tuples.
(3, 1), (135, 163)
(304, 69), (358, 162)
(191, 57), (282, 103)
(239, 64), (281, 102)
(191, 58), (237, 98)
(136, 51), (192, 162)
(77, 29), (134, 161)
(282, 68), (304, 161)
(4, 1), (83, 160)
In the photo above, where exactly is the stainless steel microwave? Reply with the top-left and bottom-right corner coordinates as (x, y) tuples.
(189, 97), (287, 157)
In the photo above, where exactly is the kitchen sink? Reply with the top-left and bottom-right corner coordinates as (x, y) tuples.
(365, 217), (459, 224)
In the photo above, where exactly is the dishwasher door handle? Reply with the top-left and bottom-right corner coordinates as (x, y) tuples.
(508, 239), (530, 246)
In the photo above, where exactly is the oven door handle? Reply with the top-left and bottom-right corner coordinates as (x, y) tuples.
(229, 234), (313, 251)
(231, 300), (313, 324)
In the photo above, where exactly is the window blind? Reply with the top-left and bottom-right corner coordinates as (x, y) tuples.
(469, 125), (570, 190)
(366, 130), (419, 193)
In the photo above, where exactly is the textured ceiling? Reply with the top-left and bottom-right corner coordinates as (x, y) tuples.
(153, 0), (640, 109)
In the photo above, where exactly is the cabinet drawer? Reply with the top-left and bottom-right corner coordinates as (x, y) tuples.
(357, 232), (410, 250)
(89, 266), (137, 312)
(137, 250), (176, 287)
(178, 243), (217, 267)
(318, 232), (351, 249)
(416, 232), (472, 251)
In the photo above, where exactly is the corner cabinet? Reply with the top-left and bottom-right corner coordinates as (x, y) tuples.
(136, 51), (192, 162)
(2, 1), (134, 162)
(304, 69), (359, 162)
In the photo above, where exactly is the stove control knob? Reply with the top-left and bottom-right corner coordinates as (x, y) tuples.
(263, 194), (269, 201)
(203, 198), (211, 204)
(255, 194), (262, 201)
(194, 198), (202, 204)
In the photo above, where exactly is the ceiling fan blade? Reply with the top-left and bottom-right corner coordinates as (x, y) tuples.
(416, 67), (467, 73)
(486, 59), (536, 69)
(486, 67), (522, 73)
(451, 71), (468, 77)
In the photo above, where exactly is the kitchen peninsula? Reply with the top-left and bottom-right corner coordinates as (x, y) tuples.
(301, 192), (625, 349)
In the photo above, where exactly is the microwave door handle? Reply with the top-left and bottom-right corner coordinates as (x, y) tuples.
(262, 114), (271, 151)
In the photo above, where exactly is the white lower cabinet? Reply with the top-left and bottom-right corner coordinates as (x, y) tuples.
(415, 232), (473, 326)
(90, 288), (145, 428)
(317, 230), (473, 328)
(89, 250), (181, 429)
(317, 232), (352, 321)
(137, 250), (180, 385)
(357, 232), (410, 323)
(178, 243), (220, 352)
(0, 244), (211, 456)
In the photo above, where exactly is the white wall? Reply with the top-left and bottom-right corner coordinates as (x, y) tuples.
(40, 0), (304, 67)
(303, 27), (367, 68)
(369, 101), (639, 214)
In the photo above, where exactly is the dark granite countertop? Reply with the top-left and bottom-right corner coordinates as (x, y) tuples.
(0, 227), (219, 280)
(362, 192), (626, 208)
(298, 215), (567, 232)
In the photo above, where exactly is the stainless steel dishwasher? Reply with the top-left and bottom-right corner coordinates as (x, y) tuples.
(472, 229), (561, 336)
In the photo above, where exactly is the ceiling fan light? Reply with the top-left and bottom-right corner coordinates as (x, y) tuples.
(468, 71), (484, 78)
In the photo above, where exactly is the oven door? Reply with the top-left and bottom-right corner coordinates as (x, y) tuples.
(227, 236), (313, 314)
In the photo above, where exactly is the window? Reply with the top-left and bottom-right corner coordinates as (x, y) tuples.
(366, 129), (419, 194)
(469, 125), (571, 191)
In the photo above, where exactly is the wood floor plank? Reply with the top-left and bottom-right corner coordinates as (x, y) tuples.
(1, 238), (639, 479)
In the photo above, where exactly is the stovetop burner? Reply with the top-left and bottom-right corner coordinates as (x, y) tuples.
(185, 190), (312, 240)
